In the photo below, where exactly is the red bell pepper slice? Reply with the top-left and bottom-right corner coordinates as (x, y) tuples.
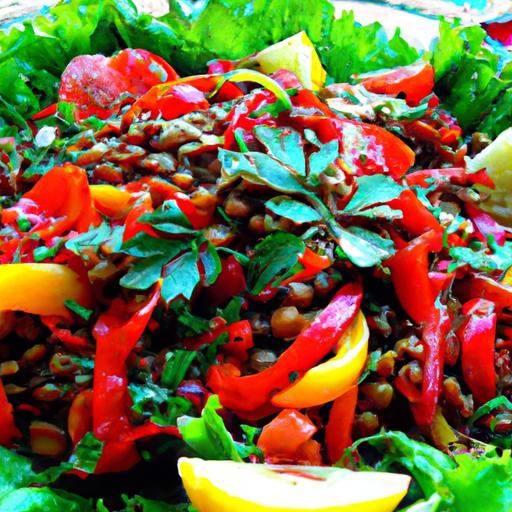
(0, 378), (20, 446)
(207, 282), (363, 420)
(125, 177), (212, 230)
(358, 62), (435, 106)
(405, 167), (495, 189)
(465, 202), (506, 246)
(385, 229), (443, 325)
(457, 298), (497, 405)
(484, 18), (512, 46)
(456, 275), (512, 312)
(223, 89), (278, 149)
(251, 248), (330, 303)
(122, 200), (158, 243)
(92, 286), (159, 472)
(411, 305), (451, 426)
(280, 247), (331, 287)
(31, 102), (58, 121)
(183, 320), (254, 362)
(42, 316), (91, 350)
(257, 409), (320, 465)
(325, 386), (358, 464)
(204, 255), (247, 307)
(3, 164), (100, 241)
(388, 189), (442, 237)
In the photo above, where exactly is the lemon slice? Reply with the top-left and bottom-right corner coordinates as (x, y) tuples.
(467, 127), (512, 226)
(238, 32), (327, 91)
(178, 458), (410, 512)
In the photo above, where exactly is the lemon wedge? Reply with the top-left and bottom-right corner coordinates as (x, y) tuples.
(238, 32), (327, 91)
(467, 127), (512, 226)
(178, 458), (410, 512)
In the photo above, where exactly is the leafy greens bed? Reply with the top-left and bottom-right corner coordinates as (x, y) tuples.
(0, 1), (512, 512)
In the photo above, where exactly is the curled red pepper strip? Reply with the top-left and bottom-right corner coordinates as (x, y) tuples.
(183, 320), (254, 362)
(207, 282), (363, 420)
(385, 229), (443, 325)
(92, 287), (160, 473)
(457, 298), (497, 405)
(325, 386), (358, 464)
(388, 189), (442, 237)
(0, 378), (20, 447)
(411, 305), (451, 427)
(465, 202), (506, 246)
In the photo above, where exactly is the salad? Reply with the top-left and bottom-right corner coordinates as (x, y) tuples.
(0, 0), (512, 511)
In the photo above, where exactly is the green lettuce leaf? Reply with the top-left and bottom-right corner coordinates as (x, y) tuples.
(351, 431), (512, 512)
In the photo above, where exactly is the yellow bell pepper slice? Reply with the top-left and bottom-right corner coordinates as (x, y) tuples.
(90, 184), (133, 218)
(0, 263), (92, 317)
(271, 311), (369, 409)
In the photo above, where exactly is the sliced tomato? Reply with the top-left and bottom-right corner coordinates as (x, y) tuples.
(109, 48), (179, 94)
(335, 119), (415, 179)
(59, 54), (131, 120)
(358, 62), (435, 105)
(59, 49), (178, 121)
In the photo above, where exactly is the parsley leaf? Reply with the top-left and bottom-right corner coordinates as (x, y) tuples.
(219, 149), (310, 195)
(247, 232), (305, 294)
(308, 139), (339, 186)
(265, 195), (321, 224)
(139, 199), (195, 235)
(254, 125), (305, 175)
(342, 174), (404, 214)
(162, 250), (201, 303)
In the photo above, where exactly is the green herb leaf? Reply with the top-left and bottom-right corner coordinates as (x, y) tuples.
(338, 226), (396, 267)
(65, 223), (113, 255)
(253, 125), (305, 176)
(140, 200), (195, 235)
(343, 174), (404, 214)
(265, 195), (321, 223)
(120, 254), (169, 291)
(162, 251), (201, 303)
(308, 139), (339, 186)
(247, 232), (305, 294)
(69, 432), (104, 474)
(219, 149), (310, 195)
(121, 233), (188, 259)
